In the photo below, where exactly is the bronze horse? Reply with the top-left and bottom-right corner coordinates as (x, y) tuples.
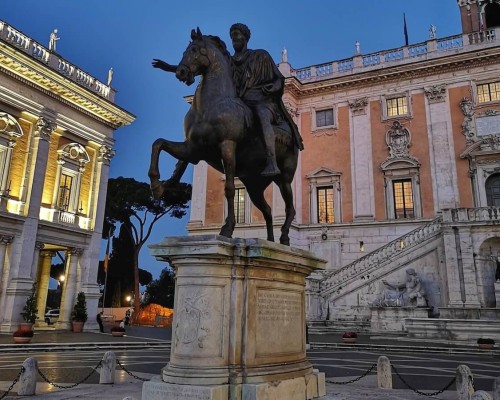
(148, 28), (299, 245)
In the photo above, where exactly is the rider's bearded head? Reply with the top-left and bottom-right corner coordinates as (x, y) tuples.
(230, 23), (251, 42)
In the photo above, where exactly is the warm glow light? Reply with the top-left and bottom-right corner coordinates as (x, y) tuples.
(59, 275), (65, 282)
(125, 295), (131, 302)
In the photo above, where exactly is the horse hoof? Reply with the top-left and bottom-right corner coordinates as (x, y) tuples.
(150, 181), (165, 199)
(279, 237), (290, 246)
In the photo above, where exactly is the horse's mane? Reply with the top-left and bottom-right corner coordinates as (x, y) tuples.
(203, 35), (231, 61)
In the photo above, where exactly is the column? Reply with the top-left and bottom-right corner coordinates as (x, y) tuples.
(35, 251), (54, 326)
(443, 227), (464, 306)
(424, 84), (459, 211)
(79, 145), (114, 331)
(0, 235), (14, 323)
(187, 161), (207, 230)
(458, 227), (481, 307)
(349, 98), (375, 221)
(30, 242), (45, 281)
(55, 248), (82, 330)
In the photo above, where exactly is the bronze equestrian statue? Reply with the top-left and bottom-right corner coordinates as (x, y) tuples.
(148, 25), (303, 245)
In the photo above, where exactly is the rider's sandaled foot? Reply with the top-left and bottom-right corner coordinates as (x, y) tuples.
(261, 160), (281, 177)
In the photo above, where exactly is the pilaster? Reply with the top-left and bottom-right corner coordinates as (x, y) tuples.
(55, 248), (83, 330)
(442, 227), (464, 306)
(35, 251), (54, 325)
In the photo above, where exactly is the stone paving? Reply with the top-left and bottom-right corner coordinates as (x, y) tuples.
(0, 328), (494, 399)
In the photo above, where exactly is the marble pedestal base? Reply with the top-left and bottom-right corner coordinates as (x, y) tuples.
(370, 307), (431, 333)
(142, 235), (326, 400)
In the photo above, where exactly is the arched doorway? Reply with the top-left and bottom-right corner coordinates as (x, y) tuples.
(485, 173), (500, 206)
(484, 2), (500, 29)
(477, 238), (500, 307)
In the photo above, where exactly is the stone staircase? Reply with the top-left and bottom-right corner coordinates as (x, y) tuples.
(319, 217), (443, 302)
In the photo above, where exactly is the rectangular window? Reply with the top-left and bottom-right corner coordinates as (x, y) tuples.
(477, 82), (500, 103)
(234, 187), (246, 224)
(393, 179), (414, 219)
(58, 173), (73, 210)
(317, 186), (334, 223)
(316, 109), (334, 127)
(386, 96), (408, 117)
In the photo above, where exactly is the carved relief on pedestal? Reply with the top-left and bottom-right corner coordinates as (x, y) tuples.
(348, 97), (368, 116)
(424, 84), (447, 104)
(175, 289), (212, 351)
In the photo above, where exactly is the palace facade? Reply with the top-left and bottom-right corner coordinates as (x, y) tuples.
(187, 0), (500, 339)
(0, 21), (134, 332)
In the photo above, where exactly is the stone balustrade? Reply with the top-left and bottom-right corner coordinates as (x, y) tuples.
(290, 30), (496, 82)
(442, 207), (500, 224)
(0, 20), (115, 102)
(320, 217), (442, 293)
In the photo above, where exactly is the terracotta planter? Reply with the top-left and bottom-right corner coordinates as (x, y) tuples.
(72, 321), (85, 332)
(342, 338), (357, 344)
(111, 331), (125, 337)
(13, 336), (32, 344)
(478, 343), (494, 350)
(19, 323), (34, 331)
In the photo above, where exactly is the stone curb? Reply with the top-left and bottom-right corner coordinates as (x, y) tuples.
(0, 341), (171, 353)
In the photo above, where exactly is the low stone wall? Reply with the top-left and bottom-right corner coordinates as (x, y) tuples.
(406, 318), (500, 341)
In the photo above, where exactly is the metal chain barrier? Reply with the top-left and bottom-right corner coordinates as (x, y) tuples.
(116, 359), (149, 382)
(326, 363), (377, 385)
(391, 364), (456, 397)
(36, 359), (102, 389)
(0, 366), (25, 400)
(469, 375), (476, 392)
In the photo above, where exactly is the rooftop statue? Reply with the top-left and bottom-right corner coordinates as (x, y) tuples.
(148, 26), (303, 245)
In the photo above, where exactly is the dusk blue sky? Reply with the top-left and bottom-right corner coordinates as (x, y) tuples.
(3, 1), (461, 279)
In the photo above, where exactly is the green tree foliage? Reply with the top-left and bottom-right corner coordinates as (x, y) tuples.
(143, 267), (176, 308)
(71, 292), (88, 322)
(102, 177), (191, 315)
(20, 283), (38, 323)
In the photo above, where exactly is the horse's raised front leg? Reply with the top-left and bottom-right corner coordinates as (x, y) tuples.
(219, 140), (237, 239)
(148, 138), (192, 199)
(276, 180), (296, 246)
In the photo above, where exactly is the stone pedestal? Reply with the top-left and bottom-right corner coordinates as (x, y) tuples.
(142, 235), (326, 400)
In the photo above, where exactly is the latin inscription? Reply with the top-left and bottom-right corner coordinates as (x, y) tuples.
(145, 381), (211, 399)
(257, 290), (302, 323)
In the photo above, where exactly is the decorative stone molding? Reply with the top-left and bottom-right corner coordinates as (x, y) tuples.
(57, 143), (90, 172)
(98, 145), (115, 165)
(348, 97), (368, 116)
(34, 117), (56, 142)
(0, 235), (14, 245)
(460, 97), (476, 145)
(69, 247), (84, 256)
(484, 109), (499, 116)
(0, 112), (23, 138)
(385, 121), (413, 160)
(424, 84), (447, 104)
(34, 241), (45, 251)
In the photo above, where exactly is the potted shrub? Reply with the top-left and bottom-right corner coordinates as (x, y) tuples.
(71, 292), (88, 332)
(341, 331), (358, 344)
(477, 338), (495, 350)
(20, 283), (38, 332)
(13, 328), (34, 344)
(110, 325), (126, 337)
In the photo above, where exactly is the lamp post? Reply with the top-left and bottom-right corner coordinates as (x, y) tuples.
(125, 295), (132, 325)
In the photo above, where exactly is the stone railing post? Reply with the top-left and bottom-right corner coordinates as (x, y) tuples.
(377, 356), (392, 389)
(18, 357), (37, 396)
(456, 364), (474, 400)
(99, 351), (116, 384)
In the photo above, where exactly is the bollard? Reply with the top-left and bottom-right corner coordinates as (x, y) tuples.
(377, 356), (392, 389)
(471, 391), (493, 400)
(494, 377), (500, 400)
(456, 364), (475, 400)
(100, 351), (116, 384)
(18, 357), (37, 395)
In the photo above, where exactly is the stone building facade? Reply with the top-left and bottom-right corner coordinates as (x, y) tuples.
(187, 0), (500, 339)
(0, 21), (134, 332)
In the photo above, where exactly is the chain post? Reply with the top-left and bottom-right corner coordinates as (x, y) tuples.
(0, 366), (25, 400)
(116, 359), (149, 382)
(36, 359), (102, 389)
(326, 363), (377, 385)
(391, 364), (457, 397)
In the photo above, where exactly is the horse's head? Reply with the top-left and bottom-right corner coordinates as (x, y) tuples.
(176, 28), (230, 86)
(176, 27), (209, 86)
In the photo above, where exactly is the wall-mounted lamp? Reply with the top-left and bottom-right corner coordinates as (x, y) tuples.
(359, 241), (365, 252)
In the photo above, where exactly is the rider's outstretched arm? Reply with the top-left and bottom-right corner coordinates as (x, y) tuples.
(152, 59), (178, 73)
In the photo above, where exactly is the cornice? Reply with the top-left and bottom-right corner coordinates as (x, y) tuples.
(286, 47), (500, 98)
(0, 42), (135, 129)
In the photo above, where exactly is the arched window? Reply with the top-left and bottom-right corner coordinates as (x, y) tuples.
(485, 173), (500, 207)
(484, 2), (500, 29)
